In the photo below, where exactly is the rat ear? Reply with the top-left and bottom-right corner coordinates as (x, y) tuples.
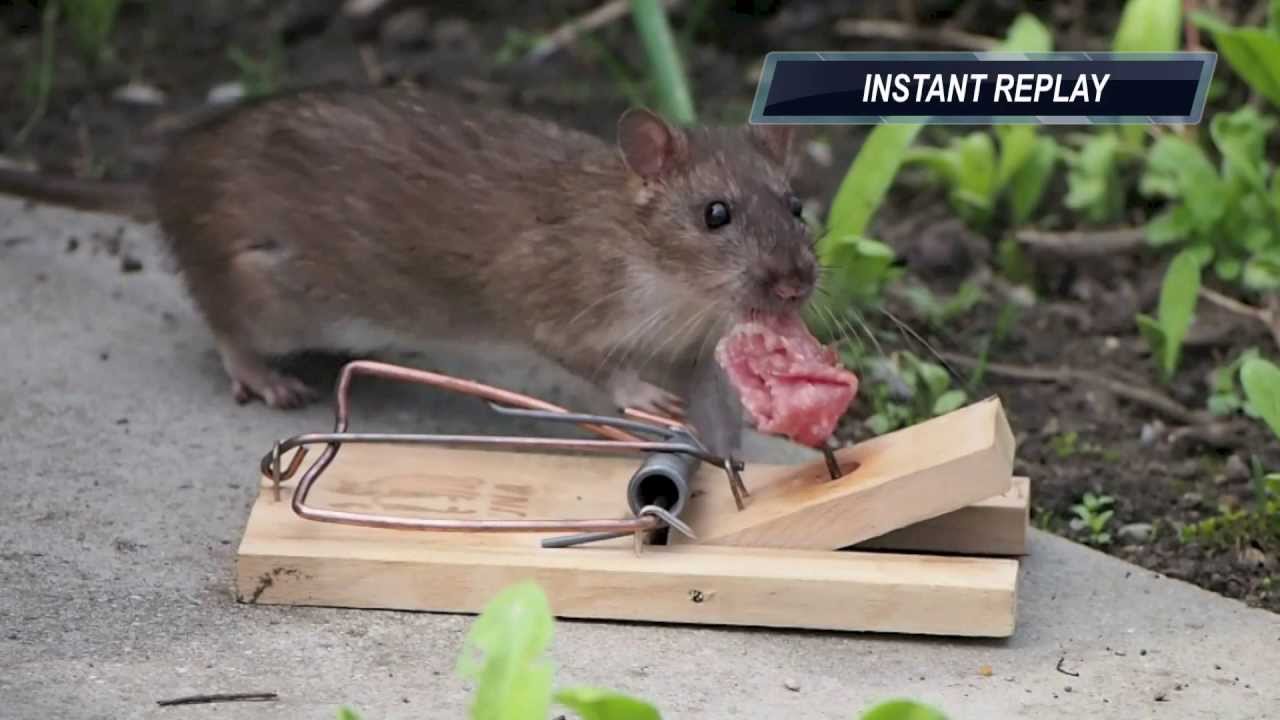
(617, 108), (688, 179)
(749, 124), (796, 169)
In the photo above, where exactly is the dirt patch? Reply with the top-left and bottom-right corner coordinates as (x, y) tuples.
(2, 1), (1275, 611)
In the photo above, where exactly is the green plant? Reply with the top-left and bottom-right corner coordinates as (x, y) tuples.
(1062, 132), (1125, 224)
(897, 282), (984, 328)
(1181, 472), (1280, 550)
(853, 350), (968, 435)
(1136, 106), (1280, 379)
(1113, 0), (1183, 147)
(860, 699), (948, 720)
(336, 583), (952, 719)
(17, 0), (60, 145)
(1241, 354), (1280, 438)
(901, 13), (1057, 231)
(1192, 1), (1280, 108)
(1070, 492), (1115, 546)
(814, 123), (922, 314)
(1136, 247), (1206, 381)
(1208, 348), (1262, 416)
(629, 0), (695, 125)
(65, 0), (123, 64)
(905, 125), (1058, 230)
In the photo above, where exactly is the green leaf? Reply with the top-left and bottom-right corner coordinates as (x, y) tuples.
(916, 361), (951, 399)
(1114, 0), (1182, 52)
(1241, 356), (1280, 438)
(1007, 136), (1059, 225)
(995, 125), (1036, 190)
(825, 124), (924, 244)
(456, 582), (555, 720)
(866, 413), (895, 435)
(337, 709), (363, 720)
(932, 389), (968, 415)
(999, 13), (1054, 53)
(819, 236), (901, 307)
(1214, 256), (1244, 280)
(1141, 135), (1227, 231)
(1210, 107), (1277, 192)
(1145, 205), (1195, 245)
(1192, 11), (1280, 107)
(555, 688), (662, 720)
(1243, 251), (1280, 290)
(1064, 133), (1121, 223)
(629, 0), (696, 124)
(860, 699), (949, 720)
(954, 132), (998, 222)
(1147, 249), (1205, 379)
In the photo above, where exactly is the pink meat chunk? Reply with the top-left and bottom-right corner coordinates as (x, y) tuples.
(715, 314), (859, 447)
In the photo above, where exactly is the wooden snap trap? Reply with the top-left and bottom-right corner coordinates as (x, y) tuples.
(237, 360), (1028, 637)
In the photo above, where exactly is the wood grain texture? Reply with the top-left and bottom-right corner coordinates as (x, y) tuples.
(674, 397), (1017, 550)
(237, 484), (1018, 636)
(856, 477), (1030, 556)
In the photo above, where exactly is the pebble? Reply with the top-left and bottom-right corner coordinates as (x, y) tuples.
(783, 678), (800, 692)
(112, 81), (166, 106)
(1117, 522), (1153, 543)
(1138, 421), (1165, 447)
(207, 82), (246, 105)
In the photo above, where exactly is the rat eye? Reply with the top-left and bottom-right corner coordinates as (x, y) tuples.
(787, 195), (804, 218)
(705, 201), (731, 229)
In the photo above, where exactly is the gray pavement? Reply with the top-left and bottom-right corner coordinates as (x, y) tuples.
(2, 198), (1277, 719)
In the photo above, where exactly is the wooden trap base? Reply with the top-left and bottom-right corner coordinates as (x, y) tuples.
(237, 399), (1027, 637)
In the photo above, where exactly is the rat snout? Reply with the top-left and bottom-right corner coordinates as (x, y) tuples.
(756, 253), (817, 310)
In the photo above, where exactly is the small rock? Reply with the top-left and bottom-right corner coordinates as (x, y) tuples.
(783, 678), (800, 692)
(381, 7), (429, 48)
(207, 82), (246, 105)
(1237, 546), (1273, 570)
(120, 255), (143, 273)
(1117, 522), (1153, 544)
(1223, 454), (1251, 483)
(112, 81), (166, 106)
(1138, 421), (1165, 447)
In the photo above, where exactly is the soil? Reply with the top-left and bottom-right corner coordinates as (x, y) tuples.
(2, 0), (1276, 611)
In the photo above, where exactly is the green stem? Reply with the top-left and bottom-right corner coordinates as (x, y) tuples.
(629, 0), (696, 124)
(17, 0), (60, 146)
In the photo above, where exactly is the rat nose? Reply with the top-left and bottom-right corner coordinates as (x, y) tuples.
(772, 278), (807, 301)
(763, 263), (815, 305)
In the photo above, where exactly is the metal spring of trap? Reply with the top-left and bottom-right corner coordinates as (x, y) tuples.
(258, 360), (775, 551)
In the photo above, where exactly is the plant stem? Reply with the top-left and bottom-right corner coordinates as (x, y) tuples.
(629, 0), (696, 124)
(17, 0), (61, 146)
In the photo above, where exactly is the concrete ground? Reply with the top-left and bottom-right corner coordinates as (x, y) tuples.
(2, 198), (1277, 720)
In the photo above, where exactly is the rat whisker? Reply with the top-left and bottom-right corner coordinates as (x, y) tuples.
(878, 307), (961, 381)
(846, 306), (886, 360)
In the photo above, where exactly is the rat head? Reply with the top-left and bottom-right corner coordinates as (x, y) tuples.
(616, 109), (818, 323)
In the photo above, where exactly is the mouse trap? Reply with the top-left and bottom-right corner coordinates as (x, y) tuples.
(236, 360), (1027, 637)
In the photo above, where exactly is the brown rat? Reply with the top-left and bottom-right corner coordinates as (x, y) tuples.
(0, 84), (817, 456)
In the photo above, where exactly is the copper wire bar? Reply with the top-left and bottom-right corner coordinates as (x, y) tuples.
(260, 359), (735, 535)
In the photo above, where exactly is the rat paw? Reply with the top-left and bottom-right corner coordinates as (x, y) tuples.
(229, 372), (317, 409)
(609, 373), (686, 420)
(220, 346), (318, 410)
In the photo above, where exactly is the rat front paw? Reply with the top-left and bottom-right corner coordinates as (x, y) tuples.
(608, 372), (686, 420)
